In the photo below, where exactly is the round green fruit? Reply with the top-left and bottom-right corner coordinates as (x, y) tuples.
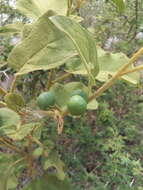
(71, 89), (88, 102)
(67, 95), (87, 116)
(37, 91), (55, 110)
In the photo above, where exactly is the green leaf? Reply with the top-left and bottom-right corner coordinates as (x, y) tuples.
(50, 15), (99, 79)
(64, 82), (88, 94)
(0, 108), (20, 128)
(23, 174), (73, 190)
(96, 47), (140, 84)
(111, 0), (125, 13)
(21, 23), (33, 40)
(16, 0), (68, 19)
(8, 12), (77, 74)
(4, 93), (25, 112)
(87, 99), (98, 110)
(43, 151), (65, 180)
(0, 22), (24, 36)
(51, 83), (69, 109)
(3, 122), (39, 141)
(0, 155), (18, 190)
(66, 47), (140, 84)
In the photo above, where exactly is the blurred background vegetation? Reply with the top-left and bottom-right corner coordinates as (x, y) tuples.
(1, 0), (143, 189)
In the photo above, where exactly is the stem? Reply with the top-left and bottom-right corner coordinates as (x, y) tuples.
(89, 47), (143, 101)
(0, 137), (22, 154)
(121, 64), (143, 75)
(67, 0), (73, 16)
(76, 0), (84, 9)
(29, 135), (43, 148)
(46, 70), (54, 90)
(52, 73), (72, 84)
(0, 86), (7, 96)
(10, 75), (19, 93)
(0, 101), (7, 107)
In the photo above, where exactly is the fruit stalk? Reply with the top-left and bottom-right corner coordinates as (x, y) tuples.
(0, 87), (7, 96)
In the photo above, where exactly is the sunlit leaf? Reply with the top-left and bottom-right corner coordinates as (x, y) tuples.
(66, 46), (140, 84)
(3, 122), (39, 141)
(0, 108), (20, 128)
(8, 12), (77, 75)
(96, 47), (140, 84)
(17, 0), (68, 19)
(50, 15), (99, 79)
(21, 23), (33, 40)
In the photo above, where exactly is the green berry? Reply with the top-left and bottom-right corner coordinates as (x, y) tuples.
(67, 95), (87, 116)
(37, 91), (55, 110)
(71, 89), (88, 102)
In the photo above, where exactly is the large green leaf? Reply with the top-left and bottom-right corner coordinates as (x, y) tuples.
(49, 15), (99, 78)
(66, 47), (140, 84)
(23, 174), (73, 190)
(8, 12), (77, 75)
(16, 0), (68, 19)
(3, 122), (39, 141)
(96, 47), (140, 84)
(0, 108), (20, 128)
(21, 23), (33, 40)
(0, 22), (24, 36)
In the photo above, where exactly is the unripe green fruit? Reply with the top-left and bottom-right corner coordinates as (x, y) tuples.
(67, 95), (87, 116)
(37, 91), (55, 110)
(71, 89), (88, 102)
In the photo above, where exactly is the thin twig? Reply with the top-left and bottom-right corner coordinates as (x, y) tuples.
(46, 70), (54, 90)
(0, 86), (7, 96)
(121, 64), (143, 75)
(10, 75), (19, 93)
(0, 101), (7, 107)
(0, 137), (22, 154)
(52, 73), (72, 84)
(67, 0), (73, 16)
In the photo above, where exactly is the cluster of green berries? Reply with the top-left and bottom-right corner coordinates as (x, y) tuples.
(37, 89), (88, 116)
